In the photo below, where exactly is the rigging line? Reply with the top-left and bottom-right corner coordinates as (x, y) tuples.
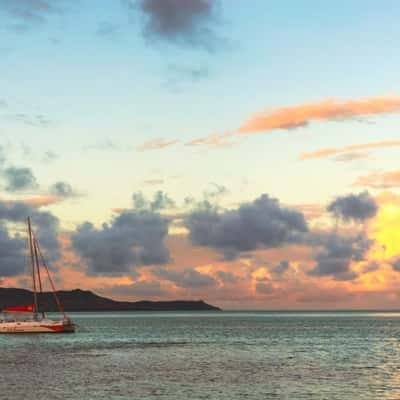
(34, 238), (67, 319)
(33, 235), (45, 319)
(27, 217), (38, 316)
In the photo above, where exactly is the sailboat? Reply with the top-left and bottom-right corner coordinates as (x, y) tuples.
(0, 217), (75, 333)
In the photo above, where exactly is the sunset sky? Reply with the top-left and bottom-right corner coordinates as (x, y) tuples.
(1, 0), (400, 309)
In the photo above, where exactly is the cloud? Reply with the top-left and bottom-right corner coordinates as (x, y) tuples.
(271, 260), (290, 275)
(355, 170), (400, 189)
(153, 267), (216, 288)
(185, 132), (237, 148)
(0, 0), (56, 26)
(49, 181), (77, 198)
(71, 210), (170, 276)
(137, 138), (179, 151)
(135, 0), (221, 50)
(143, 179), (165, 186)
(0, 224), (26, 277)
(0, 200), (60, 261)
(42, 150), (58, 163)
(185, 194), (308, 259)
(327, 192), (378, 222)
(110, 280), (167, 299)
(292, 203), (325, 221)
(255, 281), (275, 295)
(333, 152), (370, 162)
(3, 166), (39, 192)
(391, 258), (400, 272)
(165, 64), (210, 89)
(84, 139), (131, 152)
(308, 233), (372, 281)
(300, 140), (400, 161)
(188, 96), (400, 148)
(132, 191), (175, 211)
(20, 195), (61, 207)
(216, 270), (238, 284)
(239, 96), (400, 135)
(96, 21), (119, 39)
(7, 113), (51, 126)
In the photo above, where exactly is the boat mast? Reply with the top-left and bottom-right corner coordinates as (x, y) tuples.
(33, 238), (45, 318)
(27, 217), (38, 316)
(34, 237), (67, 320)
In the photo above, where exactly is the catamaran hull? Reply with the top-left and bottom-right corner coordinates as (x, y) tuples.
(0, 320), (75, 333)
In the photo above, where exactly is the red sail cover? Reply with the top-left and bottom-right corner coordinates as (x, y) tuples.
(3, 304), (35, 313)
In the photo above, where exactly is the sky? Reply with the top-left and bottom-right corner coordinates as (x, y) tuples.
(0, 0), (400, 309)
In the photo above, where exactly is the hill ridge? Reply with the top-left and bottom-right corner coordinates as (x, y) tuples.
(0, 287), (221, 312)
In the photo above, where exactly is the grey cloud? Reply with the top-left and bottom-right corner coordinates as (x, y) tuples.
(327, 192), (378, 222)
(308, 233), (373, 281)
(0, 224), (26, 277)
(133, 191), (175, 211)
(271, 260), (290, 275)
(136, 0), (221, 50)
(391, 258), (400, 272)
(3, 166), (38, 192)
(216, 270), (238, 284)
(153, 267), (216, 288)
(49, 181), (76, 198)
(185, 194), (308, 259)
(71, 210), (170, 276)
(255, 282), (275, 295)
(111, 280), (167, 298)
(0, 200), (60, 262)
(42, 150), (58, 163)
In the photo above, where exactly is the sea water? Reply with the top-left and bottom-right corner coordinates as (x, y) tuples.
(0, 311), (400, 399)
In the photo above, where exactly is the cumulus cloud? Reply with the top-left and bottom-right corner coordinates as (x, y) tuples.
(391, 258), (400, 272)
(216, 270), (238, 283)
(327, 192), (378, 222)
(299, 140), (400, 161)
(3, 166), (38, 192)
(153, 267), (216, 288)
(355, 170), (400, 189)
(308, 233), (373, 281)
(132, 191), (175, 211)
(185, 194), (308, 259)
(110, 280), (167, 299)
(135, 0), (221, 50)
(49, 181), (77, 198)
(71, 210), (170, 276)
(0, 200), (60, 262)
(271, 260), (290, 275)
(0, 224), (26, 277)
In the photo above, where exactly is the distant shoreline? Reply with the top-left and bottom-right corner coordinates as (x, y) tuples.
(0, 288), (221, 312)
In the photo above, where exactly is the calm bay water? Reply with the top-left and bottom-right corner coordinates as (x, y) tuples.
(1, 311), (400, 399)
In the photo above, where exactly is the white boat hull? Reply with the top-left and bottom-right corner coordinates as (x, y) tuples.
(0, 319), (75, 334)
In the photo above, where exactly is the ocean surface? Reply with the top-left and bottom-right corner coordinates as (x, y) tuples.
(1, 311), (400, 399)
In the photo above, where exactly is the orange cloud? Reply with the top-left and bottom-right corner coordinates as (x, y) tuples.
(19, 195), (61, 207)
(137, 138), (179, 151)
(300, 140), (400, 160)
(355, 170), (400, 189)
(185, 132), (237, 148)
(239, 96), (400, 134)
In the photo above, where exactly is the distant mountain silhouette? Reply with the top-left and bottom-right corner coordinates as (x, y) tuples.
(0, 288), (221, 312)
